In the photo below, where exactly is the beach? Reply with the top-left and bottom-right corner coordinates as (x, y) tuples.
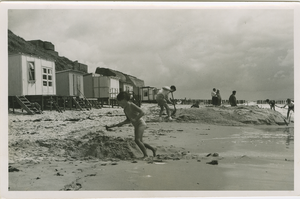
(7, 103), (294, 192)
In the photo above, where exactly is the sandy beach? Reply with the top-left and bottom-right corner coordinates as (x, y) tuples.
(7, 103), (294, 193)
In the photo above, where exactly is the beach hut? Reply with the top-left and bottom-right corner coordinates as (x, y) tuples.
(8, 53), (57, 114)
(8, 53), (56, 96)
(83, 73), (120, 99)
(95, 67), (133, 92)
(126, 75), (144, 96)
(140, 86), (157, 103)
(56, 69), (85, 97)
(55, 69), (92, 110)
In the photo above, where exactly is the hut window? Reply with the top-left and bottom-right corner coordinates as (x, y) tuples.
(28, 62), (35, 82)
(144, 91), (148, 97)
(42, 67), (53, 87)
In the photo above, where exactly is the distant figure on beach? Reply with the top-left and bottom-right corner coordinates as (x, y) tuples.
(281, 98), (294, 120)
(216, 90), (222, 106)
(156, 85), (176, 121)
(191, 101), (200, 108)
(211, 88), (218, 106)
(229, 91), (237, 106)
(106, 92), (156, 160)
(265, 99), (276, 111)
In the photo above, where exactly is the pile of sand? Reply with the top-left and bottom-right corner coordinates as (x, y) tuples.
(147, 105), (288, 125)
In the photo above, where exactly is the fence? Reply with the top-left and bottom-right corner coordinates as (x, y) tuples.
(179, 99), (246, 105)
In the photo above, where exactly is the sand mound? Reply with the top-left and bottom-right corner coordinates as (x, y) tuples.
(146, 105), (287, 126)
(9, 131), (141, 163)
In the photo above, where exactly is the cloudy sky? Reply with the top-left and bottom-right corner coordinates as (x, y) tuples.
(7, 6), (294, 100)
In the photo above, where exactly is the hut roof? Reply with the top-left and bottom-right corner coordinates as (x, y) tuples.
(95, 67), (127, 83)
(9, 52), (56, 62)
(127, 75), (145, 87)
(56, 69), (85, 75)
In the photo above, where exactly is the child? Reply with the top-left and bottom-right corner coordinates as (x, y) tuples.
(155, 85), (176, 121)
(265, 99), (276, 111)
(106, 92), (156, 160)
(281, 98), (294, 120)
(191, 101), (200, 108)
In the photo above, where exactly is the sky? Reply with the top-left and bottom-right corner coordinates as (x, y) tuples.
(7, 7), (294, 100)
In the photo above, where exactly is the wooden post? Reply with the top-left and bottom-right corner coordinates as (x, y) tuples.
(41, 95), (44, 111)
(50, 96), (53, 111)
(12, 96), (15, 113)
(63, 97), (66, 111)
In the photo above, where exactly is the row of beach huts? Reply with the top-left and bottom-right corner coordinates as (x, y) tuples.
(8, 53), (288, 115)
(8, 53), (158, 114)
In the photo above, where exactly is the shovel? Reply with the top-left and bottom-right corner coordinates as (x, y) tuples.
(171, 92), (176, 116)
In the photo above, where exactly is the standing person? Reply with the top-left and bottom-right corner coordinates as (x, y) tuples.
(211, 88), (217, 106)
(156, 85), (176, 121)
(106, 92), (156, 160)
(229, 90), (237, 106)
(216, 90), (222, 106)
(265, 99), (276, 111)
(281, 98), (294, 120)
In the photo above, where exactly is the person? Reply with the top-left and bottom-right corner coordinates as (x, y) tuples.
(265, 99), (276, 111)
(191, 101), (200, 108)
(106, 92), (156, 160)
(216, 90), (222, 106)
(229, 91), (237, 106)
(281, 98), (294, 120)
(156, 85), (176, 121)
(211, 88), (218, 106)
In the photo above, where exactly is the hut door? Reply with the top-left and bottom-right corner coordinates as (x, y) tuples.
(73, 74), (81, 96)
(42, 67), (53, 95)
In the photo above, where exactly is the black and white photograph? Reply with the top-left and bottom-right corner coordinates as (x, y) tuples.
(1, 1), (299, 199)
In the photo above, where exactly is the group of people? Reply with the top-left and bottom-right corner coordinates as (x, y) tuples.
(105, 85), (293, 160)
(211, 88), (237, 107)
(106, 85), (176, 160)
(266, 98), (294, 120)
(211, 88), (222, 106)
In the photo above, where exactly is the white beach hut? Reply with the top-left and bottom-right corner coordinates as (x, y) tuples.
(8, 53), (56, 96)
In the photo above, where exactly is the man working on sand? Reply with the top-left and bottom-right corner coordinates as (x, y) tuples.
(281, 98), (294, 120)
(106, 92), (156, 160)
(265, 99), (276, 111)
(156, 85), (176, 121)
(229, 91), (237, 106)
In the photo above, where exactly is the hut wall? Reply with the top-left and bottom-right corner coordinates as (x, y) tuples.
(56, 72), (70, 96)
(8, 55), (23, 96)
(123, 83), (133, 92)
(109, 78), (119, 99)
(56, 71), (85, 97)
(83, 74), (94, 98)
(69, 73), (84, 97)
(141, 87), (156, 101)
